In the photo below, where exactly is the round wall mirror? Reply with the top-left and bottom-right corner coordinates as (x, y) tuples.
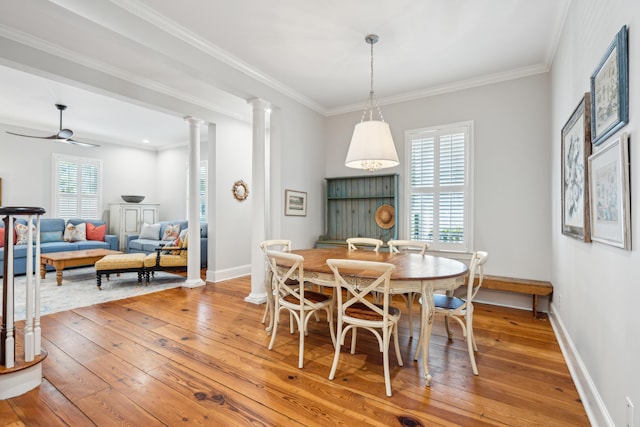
(232, 180), (249, 201)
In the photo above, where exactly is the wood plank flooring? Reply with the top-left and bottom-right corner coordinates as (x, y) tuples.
(2, 276), (589, 426)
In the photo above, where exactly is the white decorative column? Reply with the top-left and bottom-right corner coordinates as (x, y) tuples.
(245, 98), (270, 304)
(184, 116), (205, 288)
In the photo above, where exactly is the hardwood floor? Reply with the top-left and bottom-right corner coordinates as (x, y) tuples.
(2, 276), (589, 426)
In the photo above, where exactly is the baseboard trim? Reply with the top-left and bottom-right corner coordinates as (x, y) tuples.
(207, 265), (251, 283)
(549, 303), (614, 427)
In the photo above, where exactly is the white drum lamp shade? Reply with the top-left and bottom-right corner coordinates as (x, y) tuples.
(345, 120), (399, 171)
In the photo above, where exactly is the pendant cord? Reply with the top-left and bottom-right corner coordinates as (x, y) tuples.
(360, 35), (384, 123)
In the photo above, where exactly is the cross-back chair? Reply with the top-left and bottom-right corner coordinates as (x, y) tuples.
(346, 237), (383, 252)
(417, 251), (489, 375)
(326, 258), (402, 397)
(259, 239), (293, 333)
(265, 250), (335, 369)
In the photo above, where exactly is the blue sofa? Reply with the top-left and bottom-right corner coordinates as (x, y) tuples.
(0, 218), (118, 278)
(126, 220), (208, 267)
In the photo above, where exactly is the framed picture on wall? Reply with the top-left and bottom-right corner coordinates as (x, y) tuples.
(285, 190), (307, 216)
(590, 25), (628, 146)
(588, 133), (631, 250)
(561, 93), (591, 241)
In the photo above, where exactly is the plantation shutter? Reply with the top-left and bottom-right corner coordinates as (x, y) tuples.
(53, 154), (102, 219)
(199, 161), (208, 223)
(406, 123), (472, 251)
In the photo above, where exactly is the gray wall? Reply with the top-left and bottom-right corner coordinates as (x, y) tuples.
(0, 126), (158, 220)
(551, 0), (639, 425)
(326, 73), (552, 281)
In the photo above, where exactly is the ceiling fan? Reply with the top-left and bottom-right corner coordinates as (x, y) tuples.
(6, 104), (99, 147)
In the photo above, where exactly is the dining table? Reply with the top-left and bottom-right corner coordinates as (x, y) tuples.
(279, 246), (469, 386)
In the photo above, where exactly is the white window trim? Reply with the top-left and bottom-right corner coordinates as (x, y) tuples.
(403, 120), (474, 253)
(51, 153), (103, 220)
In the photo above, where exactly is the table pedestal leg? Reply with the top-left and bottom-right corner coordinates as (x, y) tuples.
(55, 268), (63, 286)
(419, 284), (435, 386)
(40, 263), (46, 279)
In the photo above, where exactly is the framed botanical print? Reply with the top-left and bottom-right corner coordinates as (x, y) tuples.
(588, 133), (631, 250)
(590, 25), (628, 146)
(561, 93), (591, 241)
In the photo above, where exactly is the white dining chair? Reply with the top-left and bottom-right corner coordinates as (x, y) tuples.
(259, 240), (293, 334)
(346, 237), (383, 252)
(416, 251), (488, 375)
(265, 250), (335, 369)
(327, 258), (402, 397)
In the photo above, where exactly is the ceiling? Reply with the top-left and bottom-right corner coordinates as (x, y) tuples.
(0, 0), (570, 150)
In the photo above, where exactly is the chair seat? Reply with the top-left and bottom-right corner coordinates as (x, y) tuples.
(345, 302), (400, 322)
(433, 294), (465, 310)
(283, 290), (329, 305)
(144, 253), (187, 268)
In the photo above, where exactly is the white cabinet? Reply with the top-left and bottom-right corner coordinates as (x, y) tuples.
(109, 203), (160, 251)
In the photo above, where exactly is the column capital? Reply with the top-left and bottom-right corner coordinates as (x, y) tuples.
(247, 98), (271, 111)
(184, 116), (205, 125)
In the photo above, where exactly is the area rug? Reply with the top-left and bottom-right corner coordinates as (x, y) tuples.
(1, 267), (185, 321)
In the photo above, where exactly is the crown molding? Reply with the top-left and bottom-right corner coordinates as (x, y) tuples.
(111, 0), (326, 115)
(0, 24), (251, 123)
(326, 64), (550, 116)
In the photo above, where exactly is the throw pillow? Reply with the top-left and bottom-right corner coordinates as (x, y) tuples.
(139, 223), (161, 240)
(179, 233), (189, 259)
(15, 223), (36, 245)
(162, 224), (180, 241)
(63, 222), (87, 242)
(41, 231), (64, 243)
(86, 223), (106, 241)
(170, 235), (183, 254)
(0, 227), (4, 248)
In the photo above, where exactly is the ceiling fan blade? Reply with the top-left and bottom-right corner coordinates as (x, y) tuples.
(66, 138), (100, 148)
(6, 131), (57, 139)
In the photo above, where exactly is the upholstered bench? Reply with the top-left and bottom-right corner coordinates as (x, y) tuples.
(95, 253), (146, 289)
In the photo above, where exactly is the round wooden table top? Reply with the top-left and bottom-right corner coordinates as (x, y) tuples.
(291, 247), (468, 281)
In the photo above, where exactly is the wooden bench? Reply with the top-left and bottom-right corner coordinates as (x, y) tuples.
(480, 275), (553, 318)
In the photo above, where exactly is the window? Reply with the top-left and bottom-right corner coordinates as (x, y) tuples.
(199, 161), (208, 223)
(404, 121), (473, 252)
(187, 160), (208, 223)
(52, 154), (102, 219)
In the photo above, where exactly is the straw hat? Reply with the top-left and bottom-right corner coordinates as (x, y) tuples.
(375, 204), (395, 229)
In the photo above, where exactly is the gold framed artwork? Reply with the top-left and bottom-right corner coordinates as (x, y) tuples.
(232, 180), (249, 202)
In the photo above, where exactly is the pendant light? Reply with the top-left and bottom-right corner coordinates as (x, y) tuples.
(345, 34), (399, 172)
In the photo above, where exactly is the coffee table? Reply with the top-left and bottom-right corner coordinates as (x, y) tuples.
(40, 249), (122, 286)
